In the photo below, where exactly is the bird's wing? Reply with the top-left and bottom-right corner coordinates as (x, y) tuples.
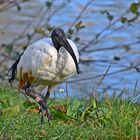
(16, 40), (58, 89)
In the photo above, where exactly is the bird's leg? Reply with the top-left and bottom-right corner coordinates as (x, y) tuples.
(38, 90), (51, 116)
(44, 85), (52, 102)
(44, 90), (50, 102)
(22, 85), (52, 124)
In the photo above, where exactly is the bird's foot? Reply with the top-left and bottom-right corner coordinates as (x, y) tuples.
(35, 96), (52, 124)
(22, 85), (52, 124)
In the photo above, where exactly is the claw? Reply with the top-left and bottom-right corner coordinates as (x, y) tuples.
(22, 85), (52, 124)
(39, 100), (52, 122)
(36, 97), (52, 123)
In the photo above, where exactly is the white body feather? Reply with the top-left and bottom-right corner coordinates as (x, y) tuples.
(17, 38), (79, 88)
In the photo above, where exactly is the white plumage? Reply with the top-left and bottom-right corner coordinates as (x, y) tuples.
(17, 38), (79, 89)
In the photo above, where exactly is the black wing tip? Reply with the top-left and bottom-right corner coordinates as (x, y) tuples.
(7, 52), (23, 85)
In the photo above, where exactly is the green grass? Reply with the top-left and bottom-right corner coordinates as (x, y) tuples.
(0, 84), (140, 140)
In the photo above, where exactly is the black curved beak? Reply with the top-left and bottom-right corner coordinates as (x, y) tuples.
(60, 38), (80, 74)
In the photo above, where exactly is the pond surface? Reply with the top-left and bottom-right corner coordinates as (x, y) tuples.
(0, 0), (140, 98)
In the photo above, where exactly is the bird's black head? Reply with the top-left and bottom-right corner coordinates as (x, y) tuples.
(51, 28), (79, 74)
(51, 28), (67, 50)
(51, 28), (66, 39)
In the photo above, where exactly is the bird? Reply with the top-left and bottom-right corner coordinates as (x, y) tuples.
(8, 28), (80, 123)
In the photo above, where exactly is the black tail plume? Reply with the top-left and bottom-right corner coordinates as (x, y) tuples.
(8, 53), (23, 85)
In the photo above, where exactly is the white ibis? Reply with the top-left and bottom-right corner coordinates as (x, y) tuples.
(8, 28), (80, 123)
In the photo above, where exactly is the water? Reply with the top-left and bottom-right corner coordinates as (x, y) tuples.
(0, 0), (140, 97)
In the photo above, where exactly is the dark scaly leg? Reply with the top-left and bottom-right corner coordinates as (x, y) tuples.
(22, 84), (51, 124)
(44, 90), (50, 102)
(44, 85), (52, 102)
(38, 86), (51, 119)
(44, 86), (52, 119)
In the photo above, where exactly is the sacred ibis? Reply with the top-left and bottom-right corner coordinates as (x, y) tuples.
(8, 28), (80, 123)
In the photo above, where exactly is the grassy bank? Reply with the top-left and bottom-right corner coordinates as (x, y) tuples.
(0, 84), (140, 139)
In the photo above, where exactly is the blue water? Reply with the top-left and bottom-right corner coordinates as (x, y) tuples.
(1, 0), (140, 98)
(49, 0), (140, 97)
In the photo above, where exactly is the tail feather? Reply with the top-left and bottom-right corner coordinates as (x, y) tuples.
(8, 53), (23, 84)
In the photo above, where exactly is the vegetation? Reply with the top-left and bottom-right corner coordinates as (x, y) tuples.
(0, 85), (140, 139)
(0, 1), (140, 139)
